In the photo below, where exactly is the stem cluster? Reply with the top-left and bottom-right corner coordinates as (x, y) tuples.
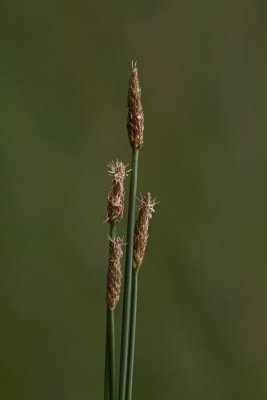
(103, 64), (156, 400)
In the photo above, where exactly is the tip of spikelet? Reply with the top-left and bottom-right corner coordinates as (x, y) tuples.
(131, 60), (138, 72)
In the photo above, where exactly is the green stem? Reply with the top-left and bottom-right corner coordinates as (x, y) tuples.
(107, 308), (116, 400)
(104, 316), (110, 400)
(125, 269), (138, 400)
(104, 223), (117, 400)
(119, 149), (139, 400)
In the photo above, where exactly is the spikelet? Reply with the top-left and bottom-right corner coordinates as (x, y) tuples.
(106, 237), (123, 309)
(133, 193), (156, 270)
(105, 161), (127, 223)
(127, 62), (144, 149)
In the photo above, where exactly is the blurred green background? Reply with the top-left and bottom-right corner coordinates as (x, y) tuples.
(1, 1), (267, 399)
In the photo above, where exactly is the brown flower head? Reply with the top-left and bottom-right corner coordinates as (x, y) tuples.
(133, 192), (156, 270)
(105, 160), (128, 223)
(106, 237), (123, 309)
(127, 62), (144, 149)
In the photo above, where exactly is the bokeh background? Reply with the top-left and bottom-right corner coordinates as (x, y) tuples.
(1, 1), (267, 399)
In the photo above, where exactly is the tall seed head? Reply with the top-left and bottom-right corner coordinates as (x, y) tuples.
(127, 62), (144, 149)
(106, 237), (123, 310)
(106, 161), (127, 223)
(133, 192), (156, 270)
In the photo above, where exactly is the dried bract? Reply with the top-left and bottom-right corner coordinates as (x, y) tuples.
(127, 62), (144, 149)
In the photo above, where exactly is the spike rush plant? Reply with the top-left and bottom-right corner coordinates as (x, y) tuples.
(104, 63), (157, 400)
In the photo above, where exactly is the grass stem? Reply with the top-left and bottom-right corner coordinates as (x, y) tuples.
(107, 308), (116, 400)
(125, 269), (139, 400)
(104, 316), (110, 400)
(119, 149), (139, 400)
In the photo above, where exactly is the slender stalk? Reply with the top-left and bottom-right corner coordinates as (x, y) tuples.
(107, 308), (116, 400)
(125, 269), (139, 400)
(104, 223), (117, 400)
(104, 316), (110, 400)
(119, 149), (139, 400)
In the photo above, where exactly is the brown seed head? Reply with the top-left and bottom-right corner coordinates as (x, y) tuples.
(106, 237), (123, 309)
(106, 161), (128, 223)
(133, 192), (156, 270)
(127, 62), (144, 149)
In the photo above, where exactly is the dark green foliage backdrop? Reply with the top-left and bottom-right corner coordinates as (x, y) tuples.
(1, 1), (267, 399)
